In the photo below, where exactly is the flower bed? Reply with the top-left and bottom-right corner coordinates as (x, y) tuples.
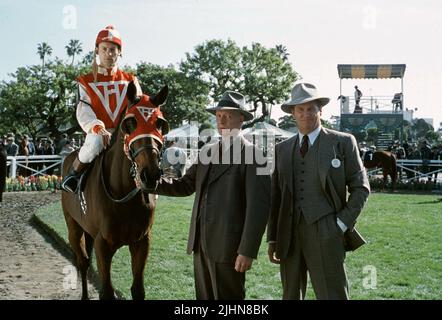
(5, 175), (62, 192)
(369, 176), (442, 191)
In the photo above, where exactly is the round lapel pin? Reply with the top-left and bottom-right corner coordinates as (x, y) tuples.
(331, 158), (341, 168)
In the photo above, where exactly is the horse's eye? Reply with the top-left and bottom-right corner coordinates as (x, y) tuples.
(122, 117), (137, 134)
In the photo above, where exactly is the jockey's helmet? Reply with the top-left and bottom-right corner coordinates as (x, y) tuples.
(95, 25), (122, 50)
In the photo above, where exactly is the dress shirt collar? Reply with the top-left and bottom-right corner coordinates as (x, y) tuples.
(298, 125), (322, 147)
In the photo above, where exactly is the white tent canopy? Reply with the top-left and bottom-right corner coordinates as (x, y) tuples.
(243, 122), (295, 139)
(165, 123), (199, 140)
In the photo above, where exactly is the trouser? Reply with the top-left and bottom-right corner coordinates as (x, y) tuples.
(78, 133), (104, 163)
(193, 236), (245, 300)
(280, 213), (348, 300)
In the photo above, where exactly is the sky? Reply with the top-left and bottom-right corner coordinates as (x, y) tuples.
(1, 0), (441, 129)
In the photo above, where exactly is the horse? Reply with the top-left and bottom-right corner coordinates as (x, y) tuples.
(362, 150), (397, 191)
(61, 81), (169, 300)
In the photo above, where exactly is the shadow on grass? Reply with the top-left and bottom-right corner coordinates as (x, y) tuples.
(30, 215), (104, 299)
(415, 198), (442, 204)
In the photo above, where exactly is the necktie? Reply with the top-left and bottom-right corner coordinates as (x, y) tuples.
(300, 135), (309, 158)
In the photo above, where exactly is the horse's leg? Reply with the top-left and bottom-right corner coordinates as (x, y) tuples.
(129, 235), (149, 300)
(391, 170), (397, 192)
(382, 171), (388, 191)
(81, 232), (94, 299)
(62, 210), (91, 300)
(94, 233), (117, 300)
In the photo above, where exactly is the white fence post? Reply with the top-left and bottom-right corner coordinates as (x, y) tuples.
(7, 156), (17, 178)
(6, 155), (63, 178)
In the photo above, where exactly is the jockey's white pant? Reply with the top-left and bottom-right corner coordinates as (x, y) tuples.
(78, 133), (104, 163)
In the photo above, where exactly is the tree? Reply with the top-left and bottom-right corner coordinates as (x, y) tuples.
(424, 130), (441, 143)
(275, 44), (290, 62)
(277, 115), (297, 130)
(0, 59), (88, 139)
(66, 39), (83, 65)
(241, 42), (298, 127)
(412, 119), (434, 141)
(366, 128), (378, 146)
(135, 62), (210, 129)
(180, 39), (298, 128)
(82, 51), (95, 65)
(37, 42), (52, 68)
(352, 130), (367, 143)
(321, 119), (334, 129)
(180, 39), (243, 100)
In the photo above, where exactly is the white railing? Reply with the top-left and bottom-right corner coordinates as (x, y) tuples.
(340, 95), (403, 114)
(367, 159), (442, 183)
(6, 155), (64, 178)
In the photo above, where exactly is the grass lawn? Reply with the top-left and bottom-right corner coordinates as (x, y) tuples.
(35, 193), (442, 300)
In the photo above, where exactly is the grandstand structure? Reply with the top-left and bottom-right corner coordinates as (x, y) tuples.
(338, 64), (407, 149)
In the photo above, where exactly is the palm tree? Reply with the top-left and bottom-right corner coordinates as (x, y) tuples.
(275, 44), (289, 62)
(37, 42), (53, 68)
(65, 39), (83, 65)
(82, 51), (95, 65)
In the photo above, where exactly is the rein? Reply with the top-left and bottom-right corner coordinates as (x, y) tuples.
(99, 154), (141, 203)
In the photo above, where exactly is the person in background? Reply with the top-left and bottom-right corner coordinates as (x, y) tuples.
(354, 85), (363, 113)
(5, 136), (18, 157)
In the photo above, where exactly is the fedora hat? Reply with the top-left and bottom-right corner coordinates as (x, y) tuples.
(206, 91), (254, 121)
(281, 83), (330, 114)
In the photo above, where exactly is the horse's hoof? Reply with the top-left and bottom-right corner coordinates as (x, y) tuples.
(99, 292), (118, 300)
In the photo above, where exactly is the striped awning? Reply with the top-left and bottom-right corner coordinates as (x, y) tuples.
(337, 64), (406, 79)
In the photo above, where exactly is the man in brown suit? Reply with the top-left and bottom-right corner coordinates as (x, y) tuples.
(155, 91), (271, 299)
(267, 83), (370, 300)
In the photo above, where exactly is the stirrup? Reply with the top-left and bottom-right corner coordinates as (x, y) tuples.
(61, 172), (80, 193)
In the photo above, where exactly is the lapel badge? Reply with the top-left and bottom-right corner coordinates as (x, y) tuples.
(332, 146), (341, 168)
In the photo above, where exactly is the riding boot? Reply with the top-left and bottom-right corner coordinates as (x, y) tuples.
(61, 157), (89, 193)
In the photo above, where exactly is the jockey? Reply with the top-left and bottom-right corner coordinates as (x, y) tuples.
(62, 25), (142, 193)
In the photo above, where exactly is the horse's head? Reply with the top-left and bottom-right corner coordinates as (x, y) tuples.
(121, 81), (169, 191)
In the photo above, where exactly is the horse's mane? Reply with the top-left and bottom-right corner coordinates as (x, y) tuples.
(109, 111), (126, 148)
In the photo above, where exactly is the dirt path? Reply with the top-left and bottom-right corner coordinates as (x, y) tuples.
(0, 191), (98, 300)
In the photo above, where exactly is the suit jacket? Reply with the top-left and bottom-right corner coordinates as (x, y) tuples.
(267, 128), (370, 259)
(156, 136), (271, 263)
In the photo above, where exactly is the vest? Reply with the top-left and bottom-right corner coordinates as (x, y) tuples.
(78, 69), (136, 129)
(293, 135), (335, 224)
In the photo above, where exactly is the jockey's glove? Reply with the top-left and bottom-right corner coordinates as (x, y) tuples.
(92, 125), (112, 147)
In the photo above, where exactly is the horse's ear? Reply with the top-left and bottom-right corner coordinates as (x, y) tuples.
(151, 85), (168, 107)
(127, 81), (138, 104)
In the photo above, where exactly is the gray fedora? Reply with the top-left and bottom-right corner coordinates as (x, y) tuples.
(206, 91), (254, 121)
(281, 83), (330, 114)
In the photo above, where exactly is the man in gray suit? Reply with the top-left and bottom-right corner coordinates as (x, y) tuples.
(155, 91), (271, 300)
(267, 83), (370, 300)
